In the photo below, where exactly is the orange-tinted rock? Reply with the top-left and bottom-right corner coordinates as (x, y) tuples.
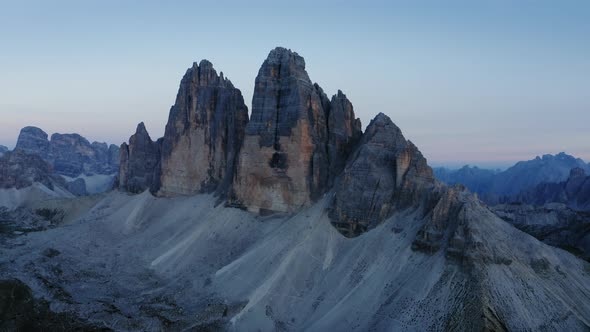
(231, 47), (361, 214)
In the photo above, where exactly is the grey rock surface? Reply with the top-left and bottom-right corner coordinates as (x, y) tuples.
(0, 150), (65, 190)
(493, 203), (590, 261)
(159, 60), (249, 197)
(329, 113), (434, 237)
(15, 126), (120, 178)
(1, 188), (589, 331)
(118, 123), (162, 194)
(232, 47), (361, 213)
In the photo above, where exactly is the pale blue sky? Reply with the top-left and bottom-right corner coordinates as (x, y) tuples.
(1, 0), (589, 168)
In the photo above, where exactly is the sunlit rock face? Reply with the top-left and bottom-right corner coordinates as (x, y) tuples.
(158, 60), (249, 197)
(329, 113), (435, 237)
(231, 47), (361, 214)
(118, 123), (162, 194)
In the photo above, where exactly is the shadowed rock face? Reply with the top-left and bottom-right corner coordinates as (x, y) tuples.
(158, 60), (249, 197)
(329, 113), (434, 237)
(512, 167), (590, 211)
(493, 202), (590, 261)
(15, 126), (119, 178)
(119, 123), (161, 194)
(15, 127), (51, 159)
(0, 150), (64, 190)
(231, 47), (361, 213)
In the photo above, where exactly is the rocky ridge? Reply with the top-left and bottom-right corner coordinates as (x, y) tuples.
(329, 113), (434, 236)
(15, 126), (120, 178)
(0, 150), (65, 191)
(512, 167), (590, 211)
(493, 202), (590, 261)
(118, 123), (162, 194)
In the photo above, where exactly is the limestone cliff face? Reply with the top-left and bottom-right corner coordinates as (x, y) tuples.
(231, 47), (361, 213)
(329, 113), (434, 237)
(14, 126), (119, 177)
(158, 60), (249, 197)
(118, 123), (161, 194)
(513, 167), (590, 211)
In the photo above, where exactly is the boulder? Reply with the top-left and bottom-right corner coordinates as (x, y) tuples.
(14, 126), (119, 178)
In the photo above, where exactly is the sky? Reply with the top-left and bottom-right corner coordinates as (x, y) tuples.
(1, 0), (589, 169)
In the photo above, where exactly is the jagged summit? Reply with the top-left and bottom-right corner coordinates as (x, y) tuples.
(181, 59), (236, 89)
(231, 46), (361, 213)
(330, 112), (434, 236)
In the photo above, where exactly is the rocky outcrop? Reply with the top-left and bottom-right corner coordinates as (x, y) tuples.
(0, 145), (8, 157)
(0, 150), (65, 190)
(118, 123), (162, 194)
(66, 178), (88, 196)
(493, 203), (590, 261)
(512, 167), (590, 211)
(434, 165), (499, 197)
(15, 127), (50, 159)
(14, 126), (120, 178)
(329, 113), (434, 237)
(158, 60), (249, 197)
(231, 47), (361, 213)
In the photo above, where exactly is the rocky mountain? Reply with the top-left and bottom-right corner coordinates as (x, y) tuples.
(118, 123), (162, 194)
(494, 203), (590, 261)
(0, 145), (8, 157)
(435, 152), (590, 204)
(0, 150), (63, 190)
(3, 47), (590, 331)
(15, 126), (120, 178)
(231, 47), (362, 213)
(329, 113), (434, 237)
(159, 60), (249, 197)
(511, 167), (590, 211)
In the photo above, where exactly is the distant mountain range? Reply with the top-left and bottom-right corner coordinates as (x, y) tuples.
(1, 127), (121, 195)
(434, 152), (590, 205)
(15, 126), (119, 178)
(513, 167), (590, 211)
